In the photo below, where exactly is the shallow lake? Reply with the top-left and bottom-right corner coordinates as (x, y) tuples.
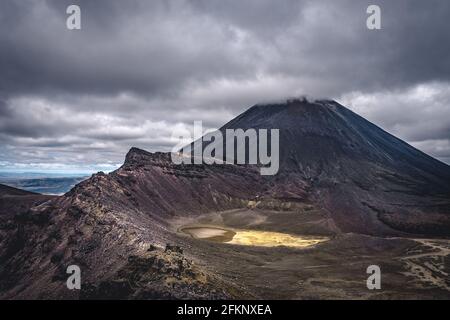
(180, 225), (328, 248)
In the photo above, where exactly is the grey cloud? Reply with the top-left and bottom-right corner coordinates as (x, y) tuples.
(0, 0), (259, 97)
(339, 82), (450, 142)
(2, 0), (449, 98)
(0, 0), (449, 170)
(339, 82), (450, 162)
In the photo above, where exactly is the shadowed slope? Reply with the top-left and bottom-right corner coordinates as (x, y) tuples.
(0, 183), (37, 196)
(191, 98), (450, 235)
(1, 98), (449, 299)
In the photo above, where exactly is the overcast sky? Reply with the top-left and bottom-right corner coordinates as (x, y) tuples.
(1, 0), (449, 173)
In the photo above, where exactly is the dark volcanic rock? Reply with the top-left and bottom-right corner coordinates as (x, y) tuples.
(81, 250), (236, 300)
(216, 99), (450, 236)
(0, 98), (449, 300)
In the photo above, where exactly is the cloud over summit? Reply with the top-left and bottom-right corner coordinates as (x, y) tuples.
(1, 0), (449, 171)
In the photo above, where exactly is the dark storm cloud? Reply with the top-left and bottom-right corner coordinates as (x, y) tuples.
(2, 0), (449, 97)
(0, 0), (258, 97)
(0, 0), (449, 170)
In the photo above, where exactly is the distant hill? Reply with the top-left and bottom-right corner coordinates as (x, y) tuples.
(0, 176), (88, 195)
(0, 183), (37, 196)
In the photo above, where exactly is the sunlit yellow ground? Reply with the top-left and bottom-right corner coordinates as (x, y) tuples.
(180, 225), (328, 248)
(228, 230), (328, 247)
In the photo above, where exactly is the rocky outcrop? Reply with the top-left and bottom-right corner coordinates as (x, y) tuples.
(81, 244), (239, 299)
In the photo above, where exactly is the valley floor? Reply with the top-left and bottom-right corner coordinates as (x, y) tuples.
(170, 208), (450, 299)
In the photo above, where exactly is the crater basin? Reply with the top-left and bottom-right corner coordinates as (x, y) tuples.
(180, 225), (328, 248)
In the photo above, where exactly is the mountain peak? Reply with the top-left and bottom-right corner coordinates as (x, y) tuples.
(231, 98), (344, 128)
(218, 99), (450, 188)
(124, 147), (152, 166)
(126, 147), (151, 157)
(254, 96), (336, 107)
(124, 147), (172, 168)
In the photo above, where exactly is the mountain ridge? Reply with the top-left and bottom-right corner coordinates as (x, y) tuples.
(0, 183), (38, 196)
(1, 98), (449, 299)
(126, 98), (450, 236)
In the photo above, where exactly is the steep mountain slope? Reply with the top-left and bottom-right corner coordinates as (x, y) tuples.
(0, 184), (54, 223)
(224, 99), (450, 187)
(0, 154), (259, 299)
(0, 184), (56, 295)
(0, 98), (449, 299)
(212, 99), (450, 235)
